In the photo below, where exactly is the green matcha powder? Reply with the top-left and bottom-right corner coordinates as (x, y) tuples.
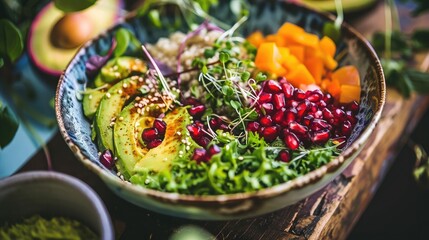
(0, 215), (98, 240)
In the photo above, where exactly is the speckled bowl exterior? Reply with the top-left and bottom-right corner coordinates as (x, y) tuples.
(56, 1), (385, 220)
(0, 171), (114, 239)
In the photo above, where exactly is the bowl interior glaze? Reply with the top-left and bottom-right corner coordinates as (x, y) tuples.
(56, 1), (385, 220)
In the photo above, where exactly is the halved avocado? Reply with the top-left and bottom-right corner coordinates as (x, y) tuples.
(82, 57), (147, 119)
(27, 0), (122, 76)
(114, 105), (196, 179)
(94, 76), (145, 152)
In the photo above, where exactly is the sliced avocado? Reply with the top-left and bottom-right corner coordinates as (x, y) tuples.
(82, 57), (147, 119)
(82, 89), (106, 119)
(133, 107), (196, 173)
(100, 57), (147, 84)
(94, 76), (145, 152)
(113, 103), (153, 179)
(114, 106), (197, 179)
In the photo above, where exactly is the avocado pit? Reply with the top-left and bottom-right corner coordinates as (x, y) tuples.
(50, 13), (93, 49)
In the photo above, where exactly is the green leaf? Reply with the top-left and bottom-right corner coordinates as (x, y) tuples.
(0, 101), (19, 149)
(411, 29), (429, 50)
(0, 19), (24, 63)
(323, 22), (340, 43)
(53, 0), (96, 12)
(148, 9), (162, 28)
(219, 51), (230, 63)
(0, 57), (3, 68)
(406, 69), (429, 94)
(114, 28), (130, 57)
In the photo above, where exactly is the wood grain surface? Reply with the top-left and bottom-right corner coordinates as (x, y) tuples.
(17, 1), (429, 239)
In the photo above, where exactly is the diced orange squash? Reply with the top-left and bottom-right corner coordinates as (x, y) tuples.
(319, 36), (336, 57)
(277, 22), (305, 41)
(247, 31), (264, 48)
(339, 84), (361, 103)
(323, 55), (338, 70)
(320, 78), (331, 91)
(255, 42), (287, 76)
(293, 32), (319, 49)
(286, 64), (316, 87)
(304, 56), (324, 84)
(279, 47), (300, 71)
(265, 34), (278, 42)
(327, 78), (341, 99)
(289, 45), (305, 63)
(299, 83), (321, 92)
(332, 65), (360, 86)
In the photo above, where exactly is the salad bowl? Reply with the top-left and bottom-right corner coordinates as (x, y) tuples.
(56, 1), (385, 220)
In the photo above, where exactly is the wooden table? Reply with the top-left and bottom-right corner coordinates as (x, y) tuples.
(17, 1), (429, 239)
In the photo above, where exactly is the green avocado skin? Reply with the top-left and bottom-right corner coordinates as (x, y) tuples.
(114, 105), (197, 179)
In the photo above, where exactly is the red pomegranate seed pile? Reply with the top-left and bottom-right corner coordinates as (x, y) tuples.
(184, 97), (228, 162)
(141, 118), (167, 149)
(247, 77), (359, 155)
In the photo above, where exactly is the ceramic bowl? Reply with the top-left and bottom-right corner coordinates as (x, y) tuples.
(56, 1), (385, 220)
(0, 171), (114, 239)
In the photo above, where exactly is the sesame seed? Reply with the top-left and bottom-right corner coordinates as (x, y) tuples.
(144, 179), (150, 184)
(238, 156), (244, 160)
(106, 93), (111, 98)
(119, 117), (124, 121)
(114, 72), (120, 77)
(186, 146), (190, 151)
(88, 95), (93, 99)
(123, 83), (128, 88)
(118, 89), (123, 94)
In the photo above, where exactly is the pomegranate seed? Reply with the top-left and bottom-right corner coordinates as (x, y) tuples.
(281, 82), (294, 98)
(247, 121), (260, 132)
(341, 120), (353, 136)
(311, 119), (331, 131)
(314, 110), (323, 119)
(260, 115), (273, 127)
(186, 124), (202, 139)
(322, 108), (334, 120)
(311, 129), (330, 145)
(262, 126), (279, 142)
(318, 100), (327, 109)
(277, 150), (291, 162)
(309, 102), (318, 113)
(100, 149), (114, 169)
(323, 93), (334, 104)
(209, 117), (221, 129)
(282, 109), (297, 127)
(184, 97), (202, 106)
(218, 124), (229, 131)
(192, 148), (208, 162)
(346, 111), (357, 125)
(188, 105), (206, 118)
(286, 99), (299, 108)
(306, 91), (322, 102)
(196, 136), (211, 147)
(194, 120), (205, 129)
(261, 103), (275, 115)
(273, 93), (286, 110)
(278, 76), (288, 84)
(153, 119), (167, 135)
(333, 108), (346, 120)
(147, 139), (163, 149)
(273, 109), (285, 124)
(294, 89), (306, 101)
(288, 121), (308, 136)
(348, 101), (360, 113)
(142, 127), (159, 142)
(296, 100), (310, 118)
(264, 80), (282, 93)
(207, 144), (221, 157)
(302, 115), (314, 126)
(284, 132), (300, 150)
(258, 93), (273, 104)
